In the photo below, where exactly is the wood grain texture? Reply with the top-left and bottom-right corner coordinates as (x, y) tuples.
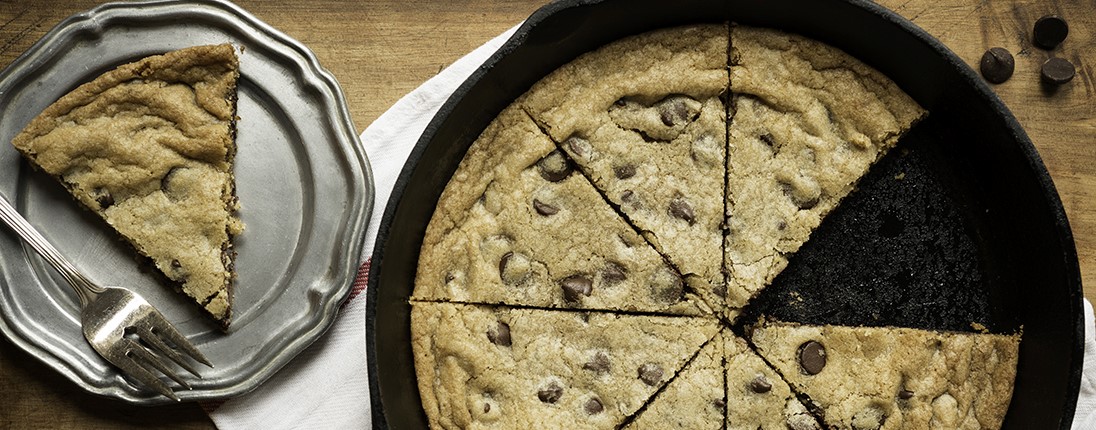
(0, 0), (1092, 427)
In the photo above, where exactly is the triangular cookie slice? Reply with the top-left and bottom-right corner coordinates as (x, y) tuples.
(750, 321), (1020, 429)
(414, 104), (708, 315)
(723, 26), (926, 315)
(724, 332), (822, 430)
(518, 24), (730, 317)
(411, 302), (720, 429)
(11, 45), (242, 328)
(622, 330), (725, 430)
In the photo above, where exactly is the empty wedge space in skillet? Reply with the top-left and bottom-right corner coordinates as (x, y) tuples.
(412, 103), (710, 315)
(723, 25), (926, 317)
(749, 321), (1020, 429)
(410, 302), (720, 429)
(517, 24), (730, 318)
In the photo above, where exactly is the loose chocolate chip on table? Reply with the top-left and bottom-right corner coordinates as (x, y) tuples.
(750, 374), (773, 393)
(1041, 57), (1076, 85)
(537, 381), (564, 403)
(669, 197), (696, 225)
(583, 352), (611, 374)
(979, 47), (1015, 84)
(898, 389), (915, 400)
(798, 340), (827, 375)
(533, 198), (560, 216)
(614, 164), (636, 179)
(584, 398), (604, 414)
(637, 363), (664, 386)
(1033, 15), (1069, 49)
(561, 275), (593, 302)
(486, 321), (512, 347)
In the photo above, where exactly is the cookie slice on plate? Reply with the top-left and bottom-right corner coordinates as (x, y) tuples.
(410, 302), (720, 429)
(11, 44), (242, 328)
(723, 26), (926, 316)
(518, 24), (730, 317)
(414, 104), (709, 315)
(750, 321), (1020, 429)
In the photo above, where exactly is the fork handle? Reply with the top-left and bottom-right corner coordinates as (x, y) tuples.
(0, 194), (102, 306)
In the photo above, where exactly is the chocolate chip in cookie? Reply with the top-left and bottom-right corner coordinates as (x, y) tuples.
(537, 381), (564, 404)
(565, 136), (594, 161)
(499, 251), (532, 285)
(602, 261), (627, 284)
(898, 388), (915, 400)
(798, 340), (827, 375)
(614, 164), (637, 179)
(533, 198), (560, 216)
(584, 398), (604, 415)
(656, 95), (700, 127)
(582, 352), (611, 374)
(669, 196), (696, 225)
(486, 321), (512, 347)
(749, 374), (773, 393)
(537, 150), (573, 182)
(561, 275), (593, 302)
(637, 363), (664, 386)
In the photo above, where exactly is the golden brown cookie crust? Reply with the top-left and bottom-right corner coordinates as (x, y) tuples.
(11, 44), (242, 327)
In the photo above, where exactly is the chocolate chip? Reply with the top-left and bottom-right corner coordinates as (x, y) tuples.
(1041, 57), (1075, 85)
(638, 363), (663, 386)
(171, 259), (182, 269)
(759, 132), (777, 149)
(565, 136), (593, 161)
(537, 150), (572, 182)
(583, 352), (611, 374)
(533, 199), (559, 216)
(979, 47), (1014, 84)
(602, 262), (627, 284)
(561, 275), (593, 302)
(798, 340), (827, 375)
(614, 164), (636, 179)
(650, 269), (685, 304)
(898, 389), (914, 400)
(93, 189), (114, 209)
(657, 96), (695, 126)
(713, 284), (727, 298)
(749, 375), (773, 393)
(499, 252), (532, 285)
(537, 381), (564, 403)
(1033, 15), (1069, 49)
(584, 398), (604, 414)
(484, 403), (491, 413)
(486, 321), (512, 347)
(712, 398), (726, 411)
(669, 197), (695, 225)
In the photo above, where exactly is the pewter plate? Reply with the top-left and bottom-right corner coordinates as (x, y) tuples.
(0, 0), (373, 404)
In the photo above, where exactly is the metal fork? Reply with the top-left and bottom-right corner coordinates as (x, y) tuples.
(0, 195), (212, 401)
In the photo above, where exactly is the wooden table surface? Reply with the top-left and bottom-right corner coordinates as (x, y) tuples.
(1, 0), (1093, 428)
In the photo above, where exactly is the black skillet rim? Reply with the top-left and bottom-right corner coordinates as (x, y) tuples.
(365, 0), (1083, 428)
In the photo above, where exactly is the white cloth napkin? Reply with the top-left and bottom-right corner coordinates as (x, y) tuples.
(207, 22), (1096, 429)
(206, 24), (521, 430)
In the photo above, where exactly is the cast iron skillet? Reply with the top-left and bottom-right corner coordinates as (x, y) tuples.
(366, 0), (1084, 428)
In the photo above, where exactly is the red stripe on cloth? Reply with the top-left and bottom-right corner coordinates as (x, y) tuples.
(345, 259), (371, 305)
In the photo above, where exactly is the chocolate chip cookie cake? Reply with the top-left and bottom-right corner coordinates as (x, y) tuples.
(411, 24), (1020, 429)
(11, 44), (242, 328)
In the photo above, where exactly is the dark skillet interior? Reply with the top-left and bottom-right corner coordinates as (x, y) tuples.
(365, 0), (1083, 428)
